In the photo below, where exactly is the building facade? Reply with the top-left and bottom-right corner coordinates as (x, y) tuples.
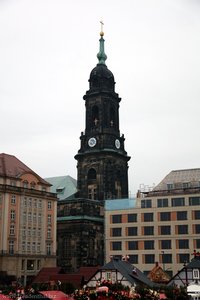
(105, 169), (200, 277)
(57, 198), (104, 272)
(0, 153), (57, 285)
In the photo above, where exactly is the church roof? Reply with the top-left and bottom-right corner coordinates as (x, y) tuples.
(45, 175), (77, 200)
(0, 153), (50, 185)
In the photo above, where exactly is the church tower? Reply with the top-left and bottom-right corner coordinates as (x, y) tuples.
(75, 28), (130, 200)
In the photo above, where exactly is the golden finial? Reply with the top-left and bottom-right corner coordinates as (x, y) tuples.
(100, 20), (104, 36)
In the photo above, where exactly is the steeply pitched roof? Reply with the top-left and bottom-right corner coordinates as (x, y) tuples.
(0, 153), (50, 185)
(154, 168), (200, 191)
(45, 175), (77, 200)
(99, 258), (154, 287)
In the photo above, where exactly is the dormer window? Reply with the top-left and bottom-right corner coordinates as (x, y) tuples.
(167, 183), (173, 190)
(30, 181), (36, 189)
(56, 187), (65, 194)
(193, 268), (200, 280)
(23, 180), (28, 188)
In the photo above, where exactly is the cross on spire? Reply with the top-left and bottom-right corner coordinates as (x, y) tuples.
(100, 20), (104, 36)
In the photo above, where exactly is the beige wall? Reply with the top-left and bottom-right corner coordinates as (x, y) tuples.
(105, 192), (200, 276)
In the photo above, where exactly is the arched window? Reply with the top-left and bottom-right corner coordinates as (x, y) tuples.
(92, 106), (99, 127)
(23, 180), (28, 188)
(87, 169), (97, 200)
(87, 168), (96, 181)
(110, 107), (115, 127)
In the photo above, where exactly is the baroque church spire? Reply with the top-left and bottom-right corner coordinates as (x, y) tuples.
(97, 21), (107, 65)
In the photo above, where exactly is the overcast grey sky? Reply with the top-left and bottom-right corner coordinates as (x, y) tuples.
(1, 0), (200, 196)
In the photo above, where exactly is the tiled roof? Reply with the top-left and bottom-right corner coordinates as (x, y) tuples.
(0, 153), (50, 185)
(98, 258), (154, 287)
(45, 175), (77, 200)
(154, 168), (200, 191)
(33, 266), (99, 289)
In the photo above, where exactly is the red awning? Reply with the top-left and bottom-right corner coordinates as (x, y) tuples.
(0, 295), (12, 300)
(40, 291), (72, 300)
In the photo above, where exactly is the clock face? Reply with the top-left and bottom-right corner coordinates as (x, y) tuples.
(115, 139), (120, 149)
(88, 137), (97, 147)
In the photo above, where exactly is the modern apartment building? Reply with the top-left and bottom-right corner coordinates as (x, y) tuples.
(105, 168), (200, 277)
(0, 153), (57, 285)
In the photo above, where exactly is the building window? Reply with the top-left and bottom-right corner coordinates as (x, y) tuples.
(177, 225), (188, 234)
(189, 197), (200, 206)
(88, 186), (97, 200)
(144, 254), (155, 264)
(37, 243), (41, 253)
(23, 212), (26, 223)
(127, 227), (138, 236)
(194, 211), (200, 220)
(144, 240), (154, 250)
(27, 242), (31, 252)
(128, 241), (138, 250)
(48, 201), (52, 210)
(141, 199), (152, 208)
(27, 260), (34, 270)
(171, 198), (185, 207)
(9, 224), (15, 235)
(23, 197), (27, 206)
(34, 199), (37, 208)
(111, 228), (122, 237)
(23, 180), (28, 188)
(177, 211), (187, 220)
(33, 213), (36, 223)
(47, 243), (51, 255)
(128, 213), (137, 222)
(179, 253), (190, 263)
(9, 241), (14, 254)
(32, 228), (36, 237)
(129, 255), (138, 264)
(167, 183), (173, 190)
(47, 214), (51, 224)
(112, 215), (122, 224)
(144, 226), (154, 235)
(47, 228), (51, 239)
(162, 254), (172, 263)
(38, 213), (42, 224)
(143, 213), (153, 222)
(30, 181), (36, 189)
(28, 198), (32, 207)
(195, 224), (200, 234)
(160, 212), (171, 221)
(22, 242), (26, 251)
(112, 241), (122, 251)
(161, 240), (171, 249)
(157, 198), (168, 208)
(196, 239), (200, 248)
(11, 195), (16, 204)
(28, 212), (32, 222)
(193, 269), (200, 280)
(21, 259), (25, 270)
(38, 200), (42, 208)
(160, 226), (171, 235)
(178, 239), (189, 249)
(37, 260), (41, 270)
(32, 242), (36, 252)
(28, 227), (31, 236)
(10, 210), (15, 221)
